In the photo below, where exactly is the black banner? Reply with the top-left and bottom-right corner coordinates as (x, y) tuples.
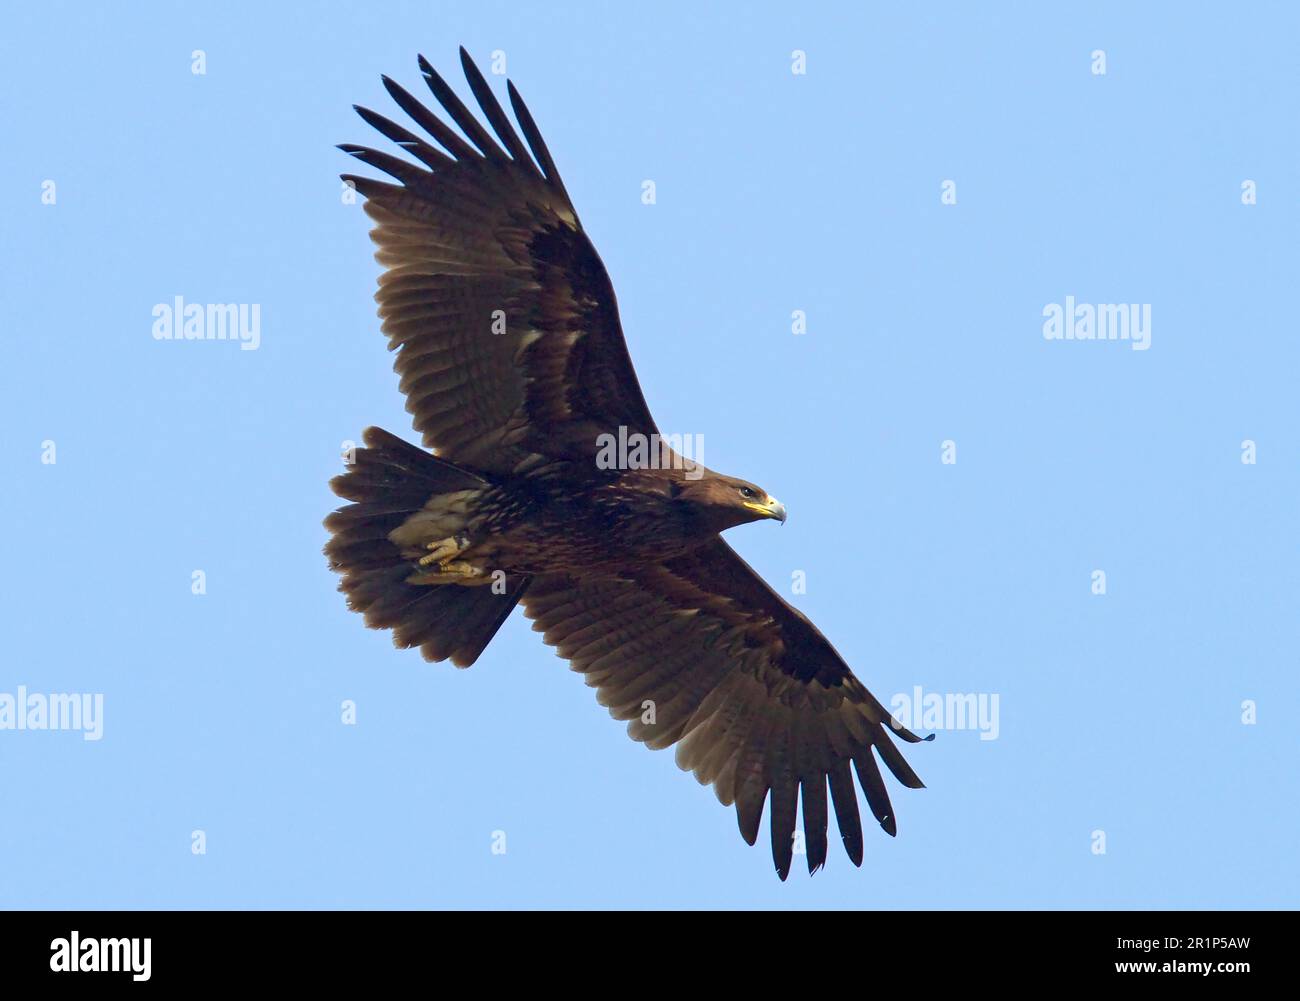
(0, 909), (1276, 986)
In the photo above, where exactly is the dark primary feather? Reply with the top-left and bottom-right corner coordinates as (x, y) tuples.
(506, 80), (571, 203)
(418, 51), (508, 161)
(456, 47), (539, 172)
(382, 73), (477, 162)
(351, 104), (452, 170)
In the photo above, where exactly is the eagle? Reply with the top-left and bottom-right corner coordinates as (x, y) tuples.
(326, 48), (930, 879)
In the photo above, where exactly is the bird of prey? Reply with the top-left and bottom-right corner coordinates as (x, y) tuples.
(326, 48), (929, 879)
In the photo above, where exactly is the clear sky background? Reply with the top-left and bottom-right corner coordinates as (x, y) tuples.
(1, 2), (1296, 909)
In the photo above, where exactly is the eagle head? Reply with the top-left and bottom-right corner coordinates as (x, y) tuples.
(675, 472), (787, 531)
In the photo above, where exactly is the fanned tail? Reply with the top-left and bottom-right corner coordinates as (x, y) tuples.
(324, 426), (530, 666)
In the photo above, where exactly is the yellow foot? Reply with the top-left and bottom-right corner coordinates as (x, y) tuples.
(405, 568), (479, 585)
(439, 560), (482, 578)
(407, 534), (481, 584)
(417, 534), (470, 568)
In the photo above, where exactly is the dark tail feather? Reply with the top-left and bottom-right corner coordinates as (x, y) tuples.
(324, 426), (530, 667)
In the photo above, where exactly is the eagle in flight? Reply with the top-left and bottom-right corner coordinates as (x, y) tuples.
(326, 48), (929, 879)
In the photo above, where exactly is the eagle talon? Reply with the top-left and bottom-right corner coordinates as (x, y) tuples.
(404, 558), (482, 584)
(417, 533), (471, 567)
(440, 560), (482, 577)
(408, 534), (480, 581)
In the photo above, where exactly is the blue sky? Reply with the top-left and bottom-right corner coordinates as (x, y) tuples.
(1, 2), (1296, 908)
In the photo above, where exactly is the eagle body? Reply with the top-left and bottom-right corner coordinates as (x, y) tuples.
(475, 479), (699, 574)
(326, 49), (930, 879)
(381, 454), (753, 578)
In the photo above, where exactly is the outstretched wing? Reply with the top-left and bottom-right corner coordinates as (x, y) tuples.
(341, 47), (657, 474)
(521, 539), (930, 879)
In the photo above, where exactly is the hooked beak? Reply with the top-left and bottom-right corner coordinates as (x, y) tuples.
(743, 496), (787, 524)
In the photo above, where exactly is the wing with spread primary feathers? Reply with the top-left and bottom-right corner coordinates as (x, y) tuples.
(522, 539), (930, 879)
(341, 47), (657, 475)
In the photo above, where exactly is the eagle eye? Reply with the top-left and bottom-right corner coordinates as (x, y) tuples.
(739, 486), (758, 501)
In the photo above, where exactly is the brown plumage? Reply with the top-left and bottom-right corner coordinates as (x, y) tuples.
(325, 48), (930, 879)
